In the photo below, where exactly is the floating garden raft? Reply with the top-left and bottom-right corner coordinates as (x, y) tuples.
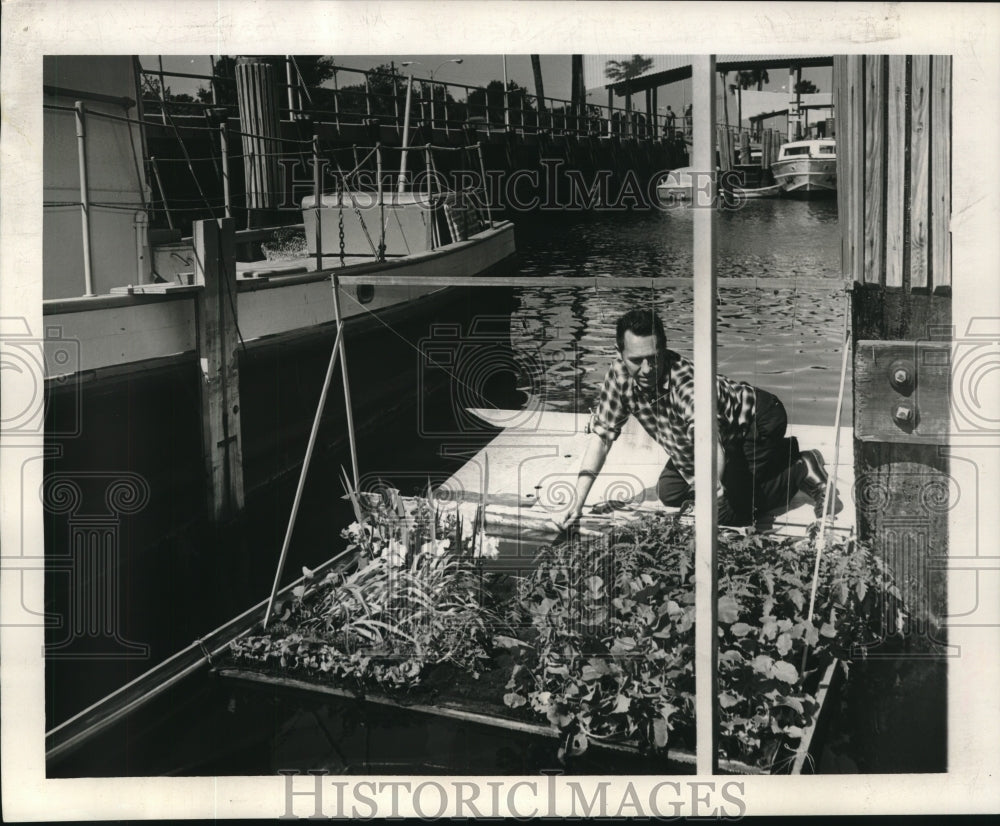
(219, 481), (904, 774)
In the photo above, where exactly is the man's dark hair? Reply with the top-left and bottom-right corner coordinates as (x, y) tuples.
(616, 308), (667, 352)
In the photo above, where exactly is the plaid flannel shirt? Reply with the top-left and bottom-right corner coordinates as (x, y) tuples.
(589, 351), (757, 486)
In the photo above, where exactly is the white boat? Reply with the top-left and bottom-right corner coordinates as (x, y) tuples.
(657, 166), (783, 202)
(42, 56), (516, 384)
(770, 138), (837, 196)
(656, 167), (696, 201)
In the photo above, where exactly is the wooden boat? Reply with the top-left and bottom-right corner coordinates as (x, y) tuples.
(770, 138), (837, 196)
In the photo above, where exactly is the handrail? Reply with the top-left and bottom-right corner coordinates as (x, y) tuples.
(139, 57), (674, 140)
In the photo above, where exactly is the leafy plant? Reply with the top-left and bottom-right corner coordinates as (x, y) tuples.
(498, 515), (904, 769)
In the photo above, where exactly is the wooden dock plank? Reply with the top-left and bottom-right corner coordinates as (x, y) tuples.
(885, 56), (907, 288)
(447, 410), (856, 541)
(930, 56), (952, 293)
(909, 56), (932, 290)
(848, 56), (866, 285)
(864, 56), (886, 287)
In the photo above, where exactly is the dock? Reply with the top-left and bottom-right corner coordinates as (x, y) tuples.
(437, 408), (854, 546)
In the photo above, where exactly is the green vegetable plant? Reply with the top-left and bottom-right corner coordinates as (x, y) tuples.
(499, 514), (905, 769)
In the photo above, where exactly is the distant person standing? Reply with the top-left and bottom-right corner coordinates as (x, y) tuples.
(684, 103), (693, 136)
(665, 105), (676, 138)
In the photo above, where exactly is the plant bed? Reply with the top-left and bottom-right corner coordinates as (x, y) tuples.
(223, 489), (904, 773)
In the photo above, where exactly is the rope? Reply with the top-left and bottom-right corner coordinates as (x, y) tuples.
(806, 288), (853, 622)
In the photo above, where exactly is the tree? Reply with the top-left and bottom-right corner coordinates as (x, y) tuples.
(794, 78), (819, 94)
(467, 79), (532, 126)
(196, 55), (339, 113)
(570, 54), (585, 127)
(605, 54), (654, 118)
(738, 68), (770, 91)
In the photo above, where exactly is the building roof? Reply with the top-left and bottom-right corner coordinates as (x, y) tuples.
(585, 54), (834, 94)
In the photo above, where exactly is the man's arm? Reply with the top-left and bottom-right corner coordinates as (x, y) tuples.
(552, 431), (612, 529)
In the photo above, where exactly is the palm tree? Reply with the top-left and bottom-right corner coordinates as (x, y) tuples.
(530, 55), (547, 124)
(605, 54), (654, 125)
(570, 54), (585, 129)
(738, 68), (770, 91)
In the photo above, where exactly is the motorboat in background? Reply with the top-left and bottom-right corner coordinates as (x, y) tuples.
(770, 138), (837, 196)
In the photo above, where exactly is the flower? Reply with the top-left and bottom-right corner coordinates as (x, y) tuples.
(420, 538), (451, 557)
(382, 538), (408, 567)
(473, 534), (500, 560)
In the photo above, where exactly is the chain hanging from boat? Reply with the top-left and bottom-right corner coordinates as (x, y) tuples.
(338, 184), (346, 266)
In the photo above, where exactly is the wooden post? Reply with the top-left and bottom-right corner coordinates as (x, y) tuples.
(692, 54), (719, 778)
(910, 56), (931, 290)
(930, 56), (951, 293)
(843, 55), (953, 770)
(74, 101), (95, 297)
(235, 57), (280, 225)
(885, 56), (906, 288)
(607, 87), (613, 136)
(740, 129), (751, 164)
(864, 56), (886, 287)
(194, 217), (245, 524)
(761, 129), (771, 170)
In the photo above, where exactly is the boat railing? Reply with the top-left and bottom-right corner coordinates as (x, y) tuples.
(44, 92), (500, 296)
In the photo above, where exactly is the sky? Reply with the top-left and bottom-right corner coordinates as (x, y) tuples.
(140, 54), (831, 125)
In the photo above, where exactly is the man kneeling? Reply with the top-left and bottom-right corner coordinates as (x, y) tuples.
(553, 308), (831, 529)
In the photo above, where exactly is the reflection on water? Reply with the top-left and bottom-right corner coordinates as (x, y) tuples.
(510, 199), (849, 426)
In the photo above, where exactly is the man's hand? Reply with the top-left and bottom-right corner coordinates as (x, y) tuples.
(549, 504), (583, 532)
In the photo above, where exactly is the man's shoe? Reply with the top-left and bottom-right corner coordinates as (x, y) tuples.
(798, 449), (831, 519)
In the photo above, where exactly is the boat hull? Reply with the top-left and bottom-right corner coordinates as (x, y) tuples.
(771, 158), (837, 196)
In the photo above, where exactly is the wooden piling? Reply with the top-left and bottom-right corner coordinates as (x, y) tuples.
(909, 56), (931, 290)
(740, 129), (751, 164)
(930, 56), (952, 293)
(863, 56), (886, 288)
(885, 56), (906, 288)
(235, 57), (281, 223)
(194, 217), (245, 523)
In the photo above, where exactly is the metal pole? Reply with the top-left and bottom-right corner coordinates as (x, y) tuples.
(692, 54), (718, 778)
(149, 156), (174, 230)
(313, 134), (323, 269)
(376, 143), (385, 261)
(502, 55), (510, 129)
(332, 276), (361, 491)
(157, 55), (167, 125)
(285, 56), (295, 116)
(476, 142), (492, 228)
(220, 122), (231, 218)
(398, 73), (414, 193)
(74, 101), (96, 297)
(263, 320), (345, 629)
